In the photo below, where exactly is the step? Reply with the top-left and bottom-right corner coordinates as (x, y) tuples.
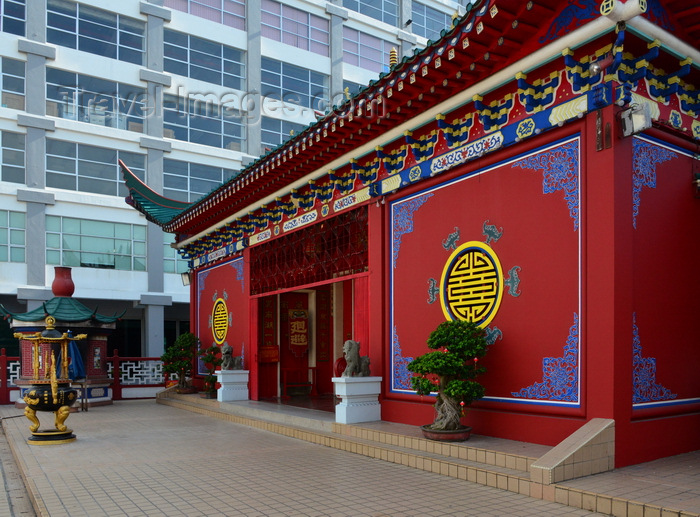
(158, 391), (538, 494)
(158, 391), (700, 517)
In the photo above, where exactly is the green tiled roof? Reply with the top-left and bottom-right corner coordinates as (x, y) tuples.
(0, 296), (124, 324)
(119, 160), (192, 227)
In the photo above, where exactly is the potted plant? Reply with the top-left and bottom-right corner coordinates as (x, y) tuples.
(161, 332), (198, 393)
(198, 344), (222, 398)
(407, 320), (489, 441)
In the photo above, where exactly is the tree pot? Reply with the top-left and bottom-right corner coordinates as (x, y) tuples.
(420, 425), (472, 442)
(175, 386), (197, 394)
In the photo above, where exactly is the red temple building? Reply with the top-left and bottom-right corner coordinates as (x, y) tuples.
(122, 0), (699, 468)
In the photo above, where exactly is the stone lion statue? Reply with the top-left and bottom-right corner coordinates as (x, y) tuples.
(341, 340), (371, 377)
(221, 343), (243, 370)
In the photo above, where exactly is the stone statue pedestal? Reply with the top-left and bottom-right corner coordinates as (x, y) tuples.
(215, 370), (249, 402)
(332, 376), (382, 424)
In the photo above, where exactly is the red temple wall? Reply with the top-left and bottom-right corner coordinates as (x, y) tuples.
(185, 123), (699, 466)
(615, 134), (700, 465)
(194, 257), (249, 376)
(384, 131), (583, 438)
(379, 123), (700, 464)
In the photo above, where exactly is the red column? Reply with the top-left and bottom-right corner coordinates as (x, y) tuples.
(0, 348), (8, 405)
(110, 350), (122, 400)
(366, 200), (385, 381)
(249, 296), (260, 400)
(584, 105), (635, 465)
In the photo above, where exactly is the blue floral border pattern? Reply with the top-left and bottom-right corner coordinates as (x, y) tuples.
(231, 258), (245, 292)
(392, 193), (434, 269)
(539, 0), (598, 44)
(392, 325), (414, 390)
(647, 0), (674, 31)
(632, 313), (676, 404)
(632, 139), (676, 229)
(512, 140), (579, 230)
(512, 313), (579, 402)
(197, 269), (211, 306)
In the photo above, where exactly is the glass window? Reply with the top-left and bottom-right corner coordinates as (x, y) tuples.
(163, 0), (245, 30)
(1, 130), (25, 184)
(343, 0), (396, 26)
(47, 0), (145, 65)
(343, 27), (393, 74)
(46, 138), (145, 197)
(343, 80), (364, 98)
(412, 2), (452, 41)
(46, 67), (146, 133)
(261, 116), (305, 151)
(46, 215), (146, 271)
(163, 158), (240, 202)
(1, 56), (25, 110)
(261, 57), (328, 111)
(1, 0), (25, 36)
(163, 233), (189, 274)
(0, 209), (25, 263)
(163, 93), (245, 151)
(261, 0), (329, 57)
(164, 29), (245, 90)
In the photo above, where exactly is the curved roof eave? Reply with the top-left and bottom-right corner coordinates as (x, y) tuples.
(119, 159), (193, 228)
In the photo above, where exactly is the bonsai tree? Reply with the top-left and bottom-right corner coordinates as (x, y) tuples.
(407, 320), (489, 431)
(198, 344), (222, 394)
(161, 332), (198, 391)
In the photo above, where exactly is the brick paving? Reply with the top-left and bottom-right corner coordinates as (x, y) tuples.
(0, 400), (610, 517)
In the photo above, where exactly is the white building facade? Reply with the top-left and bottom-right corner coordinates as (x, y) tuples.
(0, 0), (466, 356)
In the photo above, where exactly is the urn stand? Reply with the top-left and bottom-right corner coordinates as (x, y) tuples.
(23, 380), (79, 445)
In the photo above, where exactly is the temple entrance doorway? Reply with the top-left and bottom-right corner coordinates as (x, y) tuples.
(247, 207), (369, 410)
(255, 280), (358, 412)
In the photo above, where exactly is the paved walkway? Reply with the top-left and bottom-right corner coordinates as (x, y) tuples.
(0, 400), (607, 517)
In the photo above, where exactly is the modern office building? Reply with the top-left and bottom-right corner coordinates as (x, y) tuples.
(0, 0), (465, 356)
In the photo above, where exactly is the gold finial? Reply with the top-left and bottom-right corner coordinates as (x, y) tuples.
(390, 47), (398, 67)
(344, 87), (350, 100)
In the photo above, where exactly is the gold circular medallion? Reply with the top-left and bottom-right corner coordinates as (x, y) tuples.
(212, 298), (228, 344)
(440, 241), (504, 327)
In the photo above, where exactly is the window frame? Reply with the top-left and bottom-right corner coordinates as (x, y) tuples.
(1, 129), (25, 185)
(46, 0), (145, 65)
(46, 215), (147, 271)
(1, 0), (26, 36)
(260, 57), (329, 111)
(0, 209), (26, 263)
(342, 0), (397, 26)
(163, 0), (246, 30)
(45, 138), (145, 197)
(411, 2), (452, 41)
(163, 93), (245, 151)
(261, 0), (329, 57)
(46, 67), (146, 133)
(342, 27), (393, 74)
(163, 158), (240, 202)
(164, 29), (246, 90)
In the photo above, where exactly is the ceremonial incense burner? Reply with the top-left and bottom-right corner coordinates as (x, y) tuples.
(15, 316), (85, 445)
